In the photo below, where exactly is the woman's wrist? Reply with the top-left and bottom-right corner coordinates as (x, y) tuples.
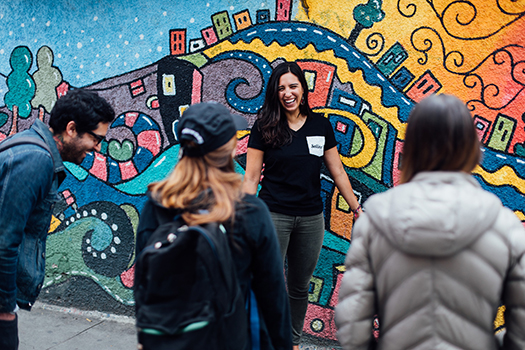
(352, 204), (361, 216)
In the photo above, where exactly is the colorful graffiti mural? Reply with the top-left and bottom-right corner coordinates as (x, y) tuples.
(1, 0), (523, 346)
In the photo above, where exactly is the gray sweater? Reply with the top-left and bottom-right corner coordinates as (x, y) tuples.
(335, 171), (525, 350)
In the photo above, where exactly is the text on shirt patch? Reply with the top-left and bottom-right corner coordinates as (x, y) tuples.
(307, 136), (325, 157)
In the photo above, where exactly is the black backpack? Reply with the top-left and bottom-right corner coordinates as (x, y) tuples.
(134, 214), (249, 350)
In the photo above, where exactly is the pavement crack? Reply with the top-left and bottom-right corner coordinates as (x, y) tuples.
(45, 320), (106, 350)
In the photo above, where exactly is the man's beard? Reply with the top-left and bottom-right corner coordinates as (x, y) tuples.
(60, 137), (89, 165)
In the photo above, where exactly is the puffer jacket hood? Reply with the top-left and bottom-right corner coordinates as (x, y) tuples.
(364, 171), (501, 257)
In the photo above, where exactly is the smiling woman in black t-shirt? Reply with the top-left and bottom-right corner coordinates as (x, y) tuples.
(242, 61), (362, 349)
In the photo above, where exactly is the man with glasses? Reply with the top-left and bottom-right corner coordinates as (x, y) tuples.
(0, 89), (115, 349)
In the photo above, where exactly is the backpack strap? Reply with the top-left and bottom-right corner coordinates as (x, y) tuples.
(0, 136), (53, 163)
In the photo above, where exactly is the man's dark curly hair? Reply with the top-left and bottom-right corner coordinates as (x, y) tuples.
(49, 89), (115, 134)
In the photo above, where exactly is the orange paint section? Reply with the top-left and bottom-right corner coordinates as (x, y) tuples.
(329, 187), (354, 240)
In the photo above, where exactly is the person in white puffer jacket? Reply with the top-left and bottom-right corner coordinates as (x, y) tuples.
(335, 94), (525, 350)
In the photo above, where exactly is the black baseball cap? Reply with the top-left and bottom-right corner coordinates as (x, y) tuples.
(177, 102), (248, 157)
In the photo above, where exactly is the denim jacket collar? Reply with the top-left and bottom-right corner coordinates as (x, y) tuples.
(31, 119), (66, 183)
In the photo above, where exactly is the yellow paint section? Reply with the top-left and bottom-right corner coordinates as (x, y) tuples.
(316, 108), (377, 168)
(335, 265), (345, 272)
(473, 165), (525, 195)
(494, 305), (505, 330)
(237, 130), (250, 138)
(48, 216), (61, 233)
(515, 211), (525, 221)
(204, 39), (407, 138)
(294, 1), (525, 104)
(294, 0), (366, 39)
(340, 68), (407, 139)
(337, 195), (350, 212)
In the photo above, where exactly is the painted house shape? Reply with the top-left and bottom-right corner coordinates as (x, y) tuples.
(406, 70), (442, 103)
(233, 10), (252, 31)
(390, 66), (414, 91)
(296, 61), (335, 108)
(129, 78), (145, 98)
(473, 115), (491, 142)
(156, 56), (203, 144)
(201, 27), (218, 46)
(392, 139), (404, 186)
(189, 38), (206, 53)
(329, 89), (363, 116)
(170, 29), (186, 56)
(275, 0), (292, 21)
(212, 11), (233, 41)
(361, 111), (397, 186)
(376, 42), (408, 77)
(487, 113), (516, 152)
(256, 9), (270, 23)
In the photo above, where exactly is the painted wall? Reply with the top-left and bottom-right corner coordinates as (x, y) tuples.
(0, 0), (521, 345)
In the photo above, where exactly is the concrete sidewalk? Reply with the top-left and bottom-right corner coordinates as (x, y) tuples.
(17, 302), (339, 350)
(18, 302), (137, 349)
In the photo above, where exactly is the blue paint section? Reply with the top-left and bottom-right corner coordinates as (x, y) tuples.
(133, 147), (154, 173)
(133, 114), (160, 134)
(111, 114), (128, 128)
(0, 78), (7, 107)
(108, 158), (122, 184)
(114, 145), (180, 195)
(379, 122), (396, 186)
(327, 113), (359, 157)
(0, 0), (278, 88)
(320, 177), (335, 215)
(80, 152), (95, 171)
(474, 174), (525, 213)
(330, 89), (363, 116)
(234, 158), (246, 175)
(58, 170), (146, 222)
(470, 148), (525, 213)
(313, 245), (346, 305)
(481, 148), (525, 178)
(87, 217), (114, 251)
(64, 162), (89, 181)
(323, 231), (350, 255)
(211, 51), (272, 114)
(230, 21), (415, 122)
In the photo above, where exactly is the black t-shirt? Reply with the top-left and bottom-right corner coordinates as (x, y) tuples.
(248, 112), (337, 216)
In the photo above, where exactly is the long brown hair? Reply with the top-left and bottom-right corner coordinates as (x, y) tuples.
(400, 94), (481, 184)
(148, 137), (242, 225)
(258, 61), (311, 147)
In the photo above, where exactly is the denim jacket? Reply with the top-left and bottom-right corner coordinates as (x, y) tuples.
(0, 119), (65, 312)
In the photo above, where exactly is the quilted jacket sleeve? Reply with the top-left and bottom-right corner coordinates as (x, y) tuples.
(335, 213), (377, 350)
(500, 209), (525, 350)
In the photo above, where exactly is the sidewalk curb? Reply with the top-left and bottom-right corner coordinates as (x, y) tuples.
(32, 301), (136, 325)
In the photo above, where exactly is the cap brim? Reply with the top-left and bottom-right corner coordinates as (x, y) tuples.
(231, 113), (248, 130)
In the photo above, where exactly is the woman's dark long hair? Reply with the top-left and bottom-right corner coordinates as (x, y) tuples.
(257, 61), (311, 148)
(400, 94), (481, 183)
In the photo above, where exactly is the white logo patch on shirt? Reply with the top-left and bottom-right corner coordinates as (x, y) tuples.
(306, 136), (325, 157)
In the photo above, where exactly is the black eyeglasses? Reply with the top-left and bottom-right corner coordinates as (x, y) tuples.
(86, 130), (105, 145)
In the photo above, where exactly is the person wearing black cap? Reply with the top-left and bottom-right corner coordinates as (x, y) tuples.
(135, 102), (293, 350)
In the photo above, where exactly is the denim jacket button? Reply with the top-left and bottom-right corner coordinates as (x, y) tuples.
(37, 284), (42, 290)
(41, 252), (45, 259)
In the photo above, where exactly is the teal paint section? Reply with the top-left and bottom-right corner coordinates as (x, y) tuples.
(115, 145), (180, 195)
